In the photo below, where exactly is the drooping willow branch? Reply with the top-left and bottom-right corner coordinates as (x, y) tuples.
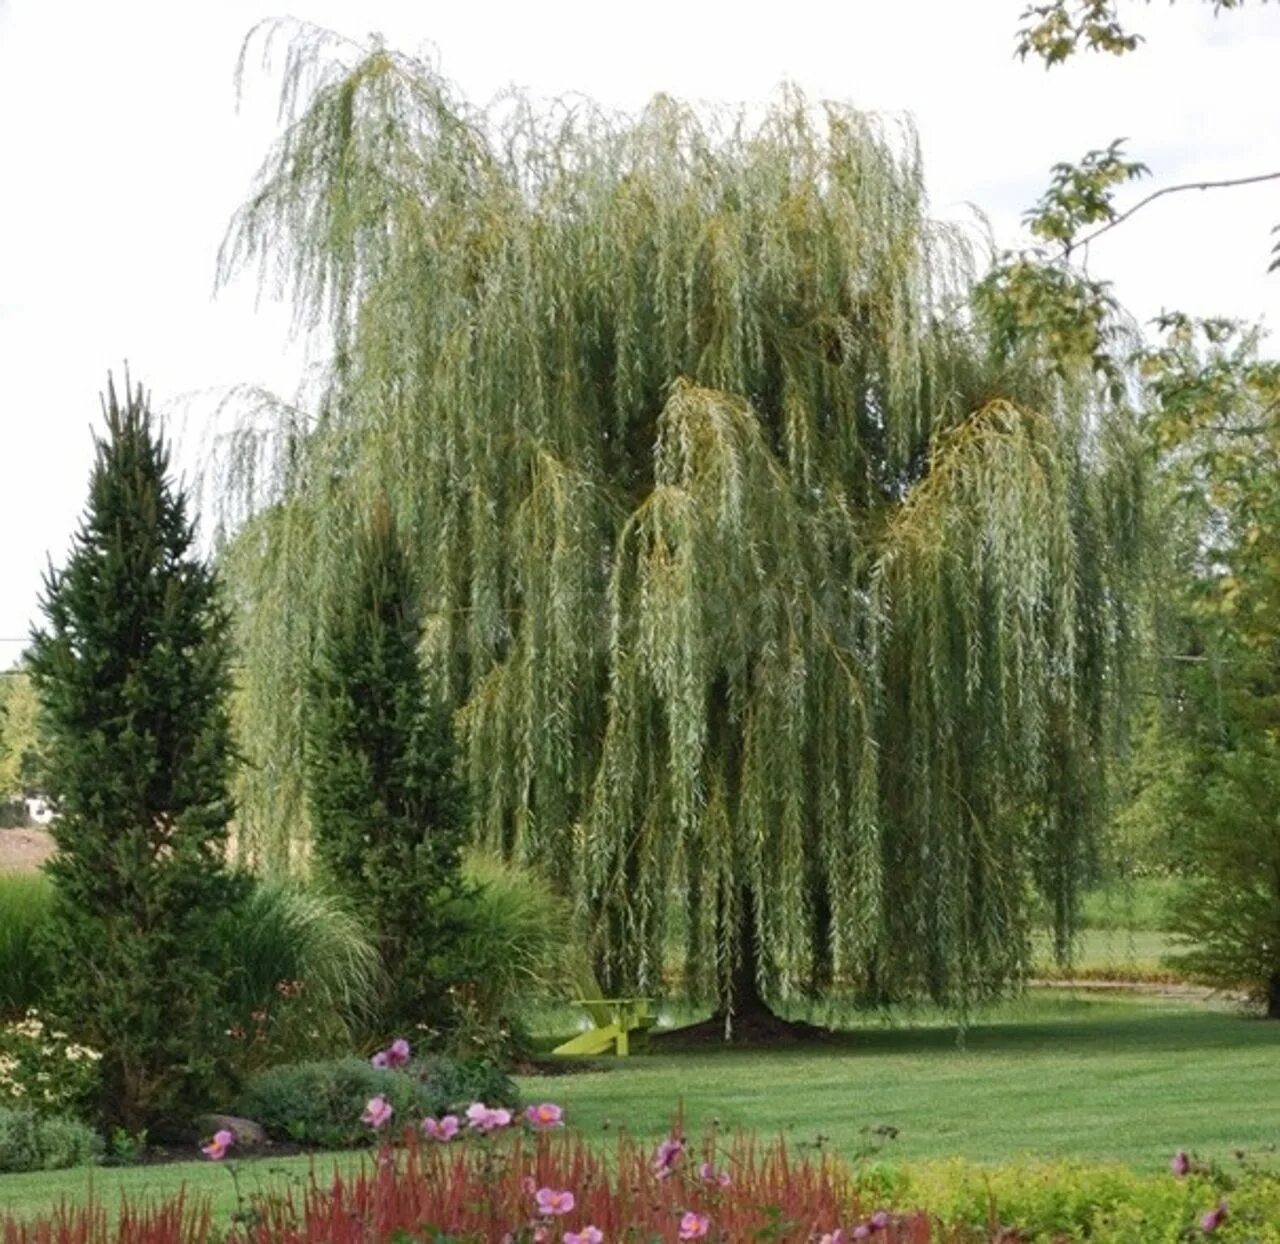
(214, 25), (1145, 1011)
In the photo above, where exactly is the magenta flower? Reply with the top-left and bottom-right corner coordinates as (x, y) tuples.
(1171, 1150), (1191, 1177)
(851, 1227), (871, 1241)
(653, 1134), (685, 1178)
(422, 1114), (460, 1142)
(698, 1159), (731, 1187)
(361, 1094), (393, 1129)
(200, 1128), (234, 1160)
(387, 1037), (411, 1067)
(869, 1211), (890, 1231)
(678, 1212), (710, 1240)
(564, 1228), (604, 1244)
(466, 1101), (513, 1132)
(525, 1102), (564, 1129)
(534, 1187), (576, 1216)
(1200, 1200), (1228, 1233)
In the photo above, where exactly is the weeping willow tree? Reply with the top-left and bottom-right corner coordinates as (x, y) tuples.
(215, 21), (1141, 1027)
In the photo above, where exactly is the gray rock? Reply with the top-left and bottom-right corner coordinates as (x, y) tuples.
(196, 1113), (268, 1149)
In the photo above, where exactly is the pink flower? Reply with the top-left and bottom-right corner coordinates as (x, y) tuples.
(869, 1211), (890, 1231)
(533, 1231), (548, 1244)
(564, 1229), (604, 1244)
(653, 1134), (685, 1178)
(200, 1128), (234, 1160)
(370, 1038), (411, 1069)
(851, 1227), (871, 1241)
(698, 1160), (730, 1187)
(466, 1102), (513, 1132)
(525, 1102), (564, 1129)
(361, 1095), (393, 1129)
(678, 1212), (709, 1240)
(818, 1233), (844, 1244)
(1171, 1150), (1191, 1177)
(534, 1187), (576, 1216)
(521, 1175), (538, 1195)
(422, 1114), (460, 1141)
(1200, 1200), (1228, 1233)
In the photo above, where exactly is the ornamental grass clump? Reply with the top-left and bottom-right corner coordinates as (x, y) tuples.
(230, 1128), (928, 1244)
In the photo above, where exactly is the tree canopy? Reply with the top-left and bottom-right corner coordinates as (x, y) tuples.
(217, 23), (1143, 1018)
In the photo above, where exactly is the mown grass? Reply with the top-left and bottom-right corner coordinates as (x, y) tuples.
(523, 994), (1279, 1171)
(0, 1149), (371, 1220)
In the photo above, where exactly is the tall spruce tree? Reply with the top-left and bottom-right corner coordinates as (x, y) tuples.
(28, 375), (246, 1131)
(305, 501), (467, 1032)
(216, 25), (1142, 1028)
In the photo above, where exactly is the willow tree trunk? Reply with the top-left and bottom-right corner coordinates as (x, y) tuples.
(722, 885), (766, 1029)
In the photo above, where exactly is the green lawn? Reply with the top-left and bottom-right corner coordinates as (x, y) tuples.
(0, 1150), (371, 1222)
(525, 993), (1279, 1171)
(4, 993), (1276, 1223)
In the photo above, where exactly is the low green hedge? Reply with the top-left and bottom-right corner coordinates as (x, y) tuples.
(0, 1108), (102, 1173)
(237, 1056), (518, 1149)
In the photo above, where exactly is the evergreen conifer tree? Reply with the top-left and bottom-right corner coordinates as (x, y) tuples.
(28, 375), (246, 1132)
(305, 501), (467, 1032)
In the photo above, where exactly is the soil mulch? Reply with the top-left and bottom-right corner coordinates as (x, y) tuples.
(650, 1010), (834, 1049)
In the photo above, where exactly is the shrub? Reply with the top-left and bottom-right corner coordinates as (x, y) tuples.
(1164, 734), (1280, 1014)
(0, 1107), (101, 1173)
(237, 1055), (517, 1149)
(864, 1155), (1280, 1242)
(0, 1010), (101, 1116)
(304, 503), (468, 1035)
(216, 880), (387, 1068)
(0, 872), (53, 1019)
(26, 375), (249, 1132)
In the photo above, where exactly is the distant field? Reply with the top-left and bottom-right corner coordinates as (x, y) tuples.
(1032, 928), (1185, 982)
(0, 826), (54, 873)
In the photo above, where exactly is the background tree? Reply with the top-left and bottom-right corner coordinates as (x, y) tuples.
(215, 23), (1143, 1028)
(997, 0), (1279, 352)
(27, 375), (247, 1131)
(1133, 317), (1280, 1014)
(305, 501), (468, 1034)
(0, 666), (43, 798)
(1001, 4), (1280, 1014)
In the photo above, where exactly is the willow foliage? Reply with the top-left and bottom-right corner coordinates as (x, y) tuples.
(217, 22), (1141, 1012)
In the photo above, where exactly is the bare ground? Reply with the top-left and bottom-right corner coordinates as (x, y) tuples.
(0, 825), (55, 872)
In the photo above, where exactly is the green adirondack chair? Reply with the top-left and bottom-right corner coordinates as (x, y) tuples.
(552, 972), (654, 1057)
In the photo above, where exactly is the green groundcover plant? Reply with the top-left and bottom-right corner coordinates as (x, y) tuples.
(0, 1107), (102, 1173)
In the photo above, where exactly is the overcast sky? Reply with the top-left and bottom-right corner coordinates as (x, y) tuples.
(1, 0), (1277, 662)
